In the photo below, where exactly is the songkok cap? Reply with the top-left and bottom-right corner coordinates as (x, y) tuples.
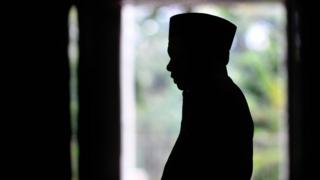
(169, 13), (237, 54)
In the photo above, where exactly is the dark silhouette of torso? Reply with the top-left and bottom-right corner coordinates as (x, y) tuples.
(161, 75), (254, 179)
(161, 13), (254, 180)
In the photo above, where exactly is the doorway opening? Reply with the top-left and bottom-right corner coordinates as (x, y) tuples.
(121, 2), (288, 180)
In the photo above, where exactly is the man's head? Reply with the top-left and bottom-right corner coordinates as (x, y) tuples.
(167, 13), (237, 90)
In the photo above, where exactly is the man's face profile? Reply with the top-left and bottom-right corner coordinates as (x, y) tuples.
(167, 37), (211, 90)
(166, 38), (191, 90)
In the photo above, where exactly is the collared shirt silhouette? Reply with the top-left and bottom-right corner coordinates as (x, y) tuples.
(161, 13), (254, 180)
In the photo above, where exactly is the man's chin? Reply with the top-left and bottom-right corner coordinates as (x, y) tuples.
(172, 79), (186, 90)
(175, 83), (185, 90)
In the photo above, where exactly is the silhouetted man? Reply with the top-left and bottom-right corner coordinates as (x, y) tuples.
(161, 13), (254, 180)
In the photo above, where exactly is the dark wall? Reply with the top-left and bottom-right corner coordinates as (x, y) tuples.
(3, 1), (73, 179)
(287, 1), (320, 179)
(3, 0), (121, 180)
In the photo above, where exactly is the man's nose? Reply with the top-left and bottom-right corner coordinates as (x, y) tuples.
(167, 60), (173, 72)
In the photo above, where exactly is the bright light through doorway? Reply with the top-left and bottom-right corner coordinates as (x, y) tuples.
(121, 2), (288, 180)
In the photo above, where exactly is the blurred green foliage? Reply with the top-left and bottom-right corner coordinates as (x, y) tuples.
(134, 3), (287, 180)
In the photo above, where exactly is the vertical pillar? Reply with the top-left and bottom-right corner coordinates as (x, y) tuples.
(76, 0), (121, 179)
